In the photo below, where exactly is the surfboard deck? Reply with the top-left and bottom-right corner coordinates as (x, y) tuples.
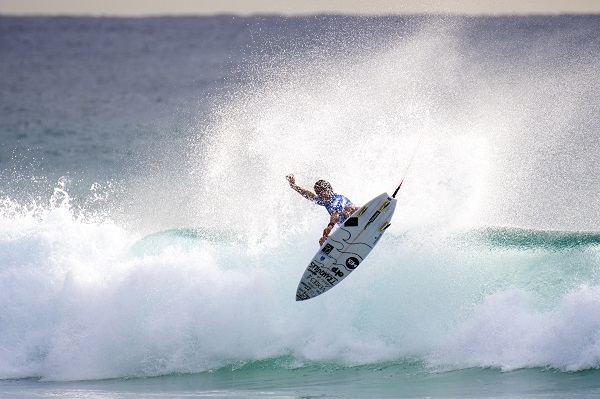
(296, 192), (397, 301)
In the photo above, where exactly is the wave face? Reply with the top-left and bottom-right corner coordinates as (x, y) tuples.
(1, 15), (600, 382)
(1, 199), (599, 381)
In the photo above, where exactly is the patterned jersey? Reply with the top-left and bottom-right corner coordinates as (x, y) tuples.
(314, 193), (354, 224)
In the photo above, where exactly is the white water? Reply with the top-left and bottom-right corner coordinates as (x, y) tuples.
(1, 187), (600, 381)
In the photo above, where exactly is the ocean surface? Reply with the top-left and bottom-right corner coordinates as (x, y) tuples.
(1, 14), (600, 398)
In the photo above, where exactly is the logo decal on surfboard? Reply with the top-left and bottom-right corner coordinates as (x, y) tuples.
(332, 267), (344, 277)
(345, 256), (360, 269)
(344, 217), (359, 227)
(364, 211), (380, 230)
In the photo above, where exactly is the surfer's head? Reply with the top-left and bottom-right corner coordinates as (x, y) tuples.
(314, 180), (333, 201)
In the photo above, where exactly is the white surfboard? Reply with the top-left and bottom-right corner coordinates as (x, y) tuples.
(296, 192), (397, 301)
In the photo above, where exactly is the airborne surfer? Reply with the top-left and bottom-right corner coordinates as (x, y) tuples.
(286, 174), (359, 245)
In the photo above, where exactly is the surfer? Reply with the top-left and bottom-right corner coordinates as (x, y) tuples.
(286, 174), (358, 245)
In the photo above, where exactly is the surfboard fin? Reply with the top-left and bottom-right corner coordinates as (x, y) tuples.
(378, 200), (390, 212)
(378, 221), (391, 232)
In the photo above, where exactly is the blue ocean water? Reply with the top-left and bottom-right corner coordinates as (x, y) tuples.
(1, 14), (600, 398)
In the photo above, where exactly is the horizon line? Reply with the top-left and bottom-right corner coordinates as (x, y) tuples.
(2, 10), (600, 18)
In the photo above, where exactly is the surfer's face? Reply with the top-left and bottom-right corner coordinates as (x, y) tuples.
(316, 188), (333, 202)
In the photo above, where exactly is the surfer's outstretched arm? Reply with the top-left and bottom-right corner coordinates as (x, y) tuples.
(286, 174), (316, 201)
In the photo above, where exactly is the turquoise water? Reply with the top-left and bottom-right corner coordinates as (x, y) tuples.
(3, 363), (600, 398)
(2, 14), (600, 398)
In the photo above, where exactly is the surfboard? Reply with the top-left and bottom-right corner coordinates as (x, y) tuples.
(296, 192), (397, 301)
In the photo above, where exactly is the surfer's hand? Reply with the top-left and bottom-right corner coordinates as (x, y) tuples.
(320, 224), (333, 245)
(319, 234), (328, 246)
(286, 174), (295, 185)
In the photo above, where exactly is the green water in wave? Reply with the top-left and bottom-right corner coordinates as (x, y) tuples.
(463, 227), (600, 250)
(3, 361), (600, 398)
(130, 228), (243, 256)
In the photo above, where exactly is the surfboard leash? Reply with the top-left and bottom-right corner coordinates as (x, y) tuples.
(392, 129), (428, 198)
